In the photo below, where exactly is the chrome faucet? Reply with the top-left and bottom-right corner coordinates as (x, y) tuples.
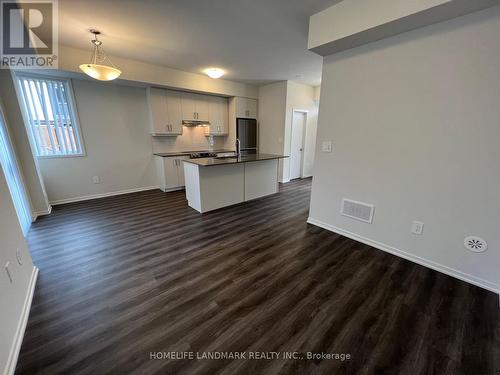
(235, 138), (241, 156)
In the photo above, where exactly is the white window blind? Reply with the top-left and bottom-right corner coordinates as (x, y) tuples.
(16, 75), (85, 157)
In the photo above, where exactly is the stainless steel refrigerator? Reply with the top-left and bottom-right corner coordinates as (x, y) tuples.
(236, 118), (257, 154)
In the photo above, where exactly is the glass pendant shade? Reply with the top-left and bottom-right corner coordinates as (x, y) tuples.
(79, 63), (121, 81)
(79, 31), (121, 81)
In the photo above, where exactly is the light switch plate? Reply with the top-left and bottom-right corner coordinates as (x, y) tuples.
(321, 141), (332, 152)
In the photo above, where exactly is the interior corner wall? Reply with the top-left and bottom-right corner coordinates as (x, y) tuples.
(0, 164), (36, 375)
(0, 70), (50, 217)
(309, 6), (500, 292)
(258, 81), (287, 181)
(37, 79), (158, 204)
(258, 81), (319, 183)
(283, 81), (319, 181)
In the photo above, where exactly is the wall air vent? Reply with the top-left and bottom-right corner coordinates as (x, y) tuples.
(463, 236), (487, 253)
(341, 198), (375, 223)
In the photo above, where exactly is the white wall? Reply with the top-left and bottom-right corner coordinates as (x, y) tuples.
(258, 82), (287, 181)
(313, 85), (321, 101)
(38, 79), (158, 203)
(283, 81), (319, 181)
(309, 0), (451, 48)
(38, 79), (235, 204)
(0, 164), (36, 374)
(58, 45), (258, 99)
(258, 81), (319, 182)
(0, 71), (50, 217)
(309, 7), (500, 292)
(308, 0), (498, 56)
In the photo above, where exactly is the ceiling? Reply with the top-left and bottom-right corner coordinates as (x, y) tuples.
(58, 0), (341, 87)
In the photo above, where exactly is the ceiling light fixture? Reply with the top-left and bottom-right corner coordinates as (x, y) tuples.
(205, 68), (225, 79)
(79, 29), (121, 81)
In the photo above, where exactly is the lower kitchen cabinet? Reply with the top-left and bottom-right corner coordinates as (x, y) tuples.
(155, 155), (189, 191)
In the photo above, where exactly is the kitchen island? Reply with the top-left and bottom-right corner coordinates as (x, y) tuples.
(183, 154), (287, 213)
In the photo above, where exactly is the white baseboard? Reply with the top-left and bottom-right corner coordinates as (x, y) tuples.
(4, 266), (38, 375)
(307, 217), (500, 294)
(32, 205), (52, 221)
(160, 186), (185, 193)
(50, 186), (159, 206)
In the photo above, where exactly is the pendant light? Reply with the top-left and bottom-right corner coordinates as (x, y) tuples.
(79, 29), (122, 81)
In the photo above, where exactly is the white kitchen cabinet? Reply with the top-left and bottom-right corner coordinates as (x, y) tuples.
(165, 91), (183, 134)
(205, 96), (228, 136)
(155, 155), (189, 191)
(196, 96), (209, 122)
(181, 92), (209, 122)
(235, 97), (257, 119)
(148, 88), (183, 136)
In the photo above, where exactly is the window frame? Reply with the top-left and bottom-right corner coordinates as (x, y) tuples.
(13, 72), (86, 159)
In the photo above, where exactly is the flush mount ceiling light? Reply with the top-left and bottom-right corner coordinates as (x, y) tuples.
(204, 68), (225, 79)
(79, 29), (121, 81)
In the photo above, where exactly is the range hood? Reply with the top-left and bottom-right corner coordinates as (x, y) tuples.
(182, 120), (210, 127)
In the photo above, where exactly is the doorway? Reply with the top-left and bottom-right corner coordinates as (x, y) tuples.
(0, 100), (32, 235)
(289, 110), (307, 180)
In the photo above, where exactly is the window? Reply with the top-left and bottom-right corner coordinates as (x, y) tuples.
(16, 74), (85, 157)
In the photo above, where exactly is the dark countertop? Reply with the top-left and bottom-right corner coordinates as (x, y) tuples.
(154, 149), (234, 157)
(184, 153), (288, 167)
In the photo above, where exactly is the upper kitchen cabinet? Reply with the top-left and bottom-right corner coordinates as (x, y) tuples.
(181, 92), (209, 122)
(148, 88), (183, 136)
(205, 96), (228, 136)
(235, 97), (258, 119)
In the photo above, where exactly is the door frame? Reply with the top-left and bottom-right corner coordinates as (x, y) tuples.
(289, 109), (308, 180)
(0, 98), (33, 235)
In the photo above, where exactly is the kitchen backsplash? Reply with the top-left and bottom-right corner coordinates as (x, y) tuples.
(151, 126), (227, 153)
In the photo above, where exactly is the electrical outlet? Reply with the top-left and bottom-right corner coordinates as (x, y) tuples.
(16, 248), (22, 265)
(321, 141), (332, 152)
(92, 176), (101, 184)
(411, 221), (424, 235)
(5, 262), (12, 283)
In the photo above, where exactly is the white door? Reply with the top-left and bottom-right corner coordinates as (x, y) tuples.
(290, 111), (306, 180)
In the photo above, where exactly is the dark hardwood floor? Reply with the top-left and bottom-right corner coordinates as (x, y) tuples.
(16, 179), (499, 375)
